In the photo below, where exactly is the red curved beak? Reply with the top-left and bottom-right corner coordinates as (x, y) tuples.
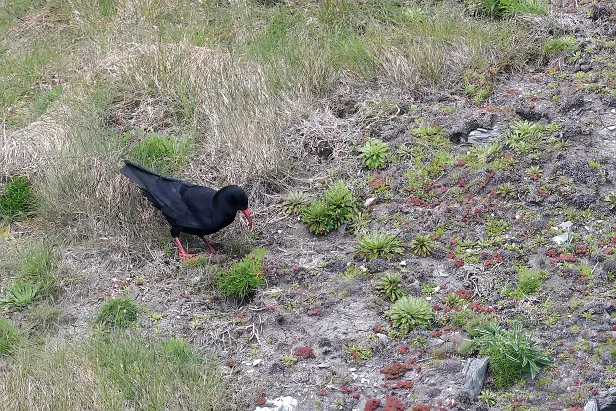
(242, 209), (253, 229)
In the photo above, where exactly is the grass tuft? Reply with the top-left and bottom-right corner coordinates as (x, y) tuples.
(96, 295), (139, 329)
(126, 133), (194, 175)
(215, 247), (266, 301)
(0, 318), (21, 354)
(0, 176), (34, 222)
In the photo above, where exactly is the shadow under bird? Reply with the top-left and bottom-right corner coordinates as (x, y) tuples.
(120, 160), (252, 259)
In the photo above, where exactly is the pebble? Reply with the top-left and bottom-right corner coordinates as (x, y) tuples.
(376, 333), (389, 344)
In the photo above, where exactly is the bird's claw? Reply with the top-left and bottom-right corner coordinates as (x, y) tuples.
(179, 252), (197, 260)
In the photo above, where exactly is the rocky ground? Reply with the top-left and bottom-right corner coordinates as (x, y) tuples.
(7, 2), (616, 411)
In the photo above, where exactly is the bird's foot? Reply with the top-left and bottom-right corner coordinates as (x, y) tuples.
(201, 237), (217, 254)
(178, 251), (197, 260)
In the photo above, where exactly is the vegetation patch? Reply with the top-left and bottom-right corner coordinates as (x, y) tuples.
(466, 321), (551, 389)
(386, 296), (433, 333)
(214, 247), (266, 301)
(357, 231), (405, 260)
(0, 176), (34, 222)
(300, 180), (357, 234)
(126, 132), (194, 175)
(96, 295), (139, 329)
(0, 318), (21, 354)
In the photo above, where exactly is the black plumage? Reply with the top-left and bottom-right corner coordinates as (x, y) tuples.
(120, 160), (252, 259)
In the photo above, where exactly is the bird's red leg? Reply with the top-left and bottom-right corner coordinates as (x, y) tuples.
(174, 237), (196, 259)
(200, 237), (217, 254)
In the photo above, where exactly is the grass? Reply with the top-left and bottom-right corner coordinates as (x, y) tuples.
(18, 242), (57, 298)
(96, 295), (139, 329)
(0, 318), (21, 354)
(0, 0), (547, 247)
(126, 133), (194, 175)
(0, 176), (34, 221)
(214, 247), (267, 301)
(0, 331), (234, 410)
(544, 36), (579, 55)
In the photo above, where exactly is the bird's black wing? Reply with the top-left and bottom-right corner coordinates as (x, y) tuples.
(153, 181), (216, 229)
(121, 161), (216, 229)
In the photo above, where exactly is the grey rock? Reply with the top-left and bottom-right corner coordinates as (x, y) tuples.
(463, 357), (489, 399)
(584, 387), (616, 411)
(376, 333), (389, 345)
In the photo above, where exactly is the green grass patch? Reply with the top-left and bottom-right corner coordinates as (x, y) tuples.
(18, 242), (57, 298)
(0, 44), (58, 123)
(0, 176), (35, 222)
(543, 35), (578, 55)
(126, 132), (194, 175)
(0, 318), (22, 354)
(96, 295), (139, 329)
(214, 247), (266, 301)
(0, 332), (233, 409)
(467, 0), (547, 19)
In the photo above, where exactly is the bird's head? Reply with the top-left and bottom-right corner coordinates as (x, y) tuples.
(221, 185), (253, 229)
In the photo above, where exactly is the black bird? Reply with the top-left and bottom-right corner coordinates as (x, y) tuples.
(120, 160), (252, 259)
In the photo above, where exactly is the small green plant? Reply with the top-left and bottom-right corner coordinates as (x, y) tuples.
(357, 232), (405, 259)
(0, 176), (34, 221)
(96, 295), (139, 329)
(588, 160), (601, 170)
(375, 273), (405, 301)
(282, 191), (310, 215)
(0, 281), (39, 309)
(359, 139), (390, 170)
(323, 180), (357, 224)
(495, 182), (516, 198)
(478, 389), (498, 406)
(526, 166), (543, 179)
(605, 192), (616, 211)
(467, 321), (551, 388)
(486, 219), (510, 237)
(343, 345), (373, 362)
(127, 133), (194, 175)
(410, 235), (433, 257)
(300, 200), (333, 234)
(517, 266), (548, 295)
(386, 296), (433, 333)
(347, 209), (370, 234)
(0, 318), (21, 354)
(214, 248), (266, 301)
(543, 35), (578, 55)
(282, 355), (297, 368)
(443, 293), (465, 308)
(300, 181), (356, 235)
